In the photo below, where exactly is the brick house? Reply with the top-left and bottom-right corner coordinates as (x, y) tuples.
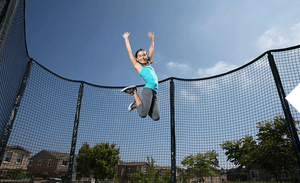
(27, 150), (78, 180)
(117, 161), (174, 182)
(117, 161), (147, 182)
(225, 167), (300, 182)
(246, 169), (300, 182)
(0, 145), (32, 178)
(153, 166), (171, 178)
(178, 167), (227, 183)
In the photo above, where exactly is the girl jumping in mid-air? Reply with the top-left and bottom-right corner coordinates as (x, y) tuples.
(121, 32), (160, 121)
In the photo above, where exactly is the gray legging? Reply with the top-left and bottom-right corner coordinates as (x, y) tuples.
(137, 88), (160, 121)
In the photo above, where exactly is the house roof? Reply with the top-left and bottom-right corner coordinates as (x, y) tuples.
(29, 150), (78, 161)
(5, 145), (32, 154)
(119, 161), (147, 166)
(154, 166), (171, 170)
(46, 150), (79, 161)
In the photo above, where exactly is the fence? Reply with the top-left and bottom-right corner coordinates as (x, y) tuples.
(1, 0), (300, 183)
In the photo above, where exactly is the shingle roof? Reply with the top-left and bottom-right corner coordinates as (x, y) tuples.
(6, 145), (32, 154)
(154, 166), (171, 170)
(29, 150), (79, 161)
(118, 161), (147, 166)
(45, 150), (79, 161)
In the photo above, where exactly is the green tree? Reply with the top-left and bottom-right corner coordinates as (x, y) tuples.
(162, 169), (171, 183)
(220, 115), (300, 183)
(176, 167), (189, 183)
(76, 142), (120, 182)
(181, 150), (219, 183)
(132, 170), (145, 183)
(7, 168), (27, 180)
(132, 156), (163, 183)
(220, 135), (257, 170)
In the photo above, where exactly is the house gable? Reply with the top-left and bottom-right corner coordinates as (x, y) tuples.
(27, 150), (78, 178)
(0, 145), (32, 177)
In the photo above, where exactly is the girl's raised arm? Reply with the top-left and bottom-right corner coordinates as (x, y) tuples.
(123, 32), (142, 73)
(148, 32), (155, 61)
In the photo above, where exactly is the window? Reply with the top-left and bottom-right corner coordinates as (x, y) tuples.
(38, 160), (42, 166)
(16, 154), (23, 163)
(48, 160), (51, 167)
(28, 160), (33, 166)
(124, 166), (126, 171)
(2, 171), (6, 177)
(128, 166), (131, 171)
(4, 153), (11, 162)
(73, 161), (78, 168)
(250, 170), (259, 179)
(62, 161), (67, 166)
(143, 167), (147, 172)
(137, 166), (140, 171)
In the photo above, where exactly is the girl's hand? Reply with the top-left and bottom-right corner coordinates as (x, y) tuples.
(148, 31), (155, 41)
(122, 32), (130, 39)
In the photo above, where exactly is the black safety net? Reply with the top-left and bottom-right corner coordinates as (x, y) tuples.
(0, 0), (30, 144)
(1, 0), (300, 183)
(273, 49), (300, 121)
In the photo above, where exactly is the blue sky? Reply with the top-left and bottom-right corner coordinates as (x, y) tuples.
(25, 0), (300, 87)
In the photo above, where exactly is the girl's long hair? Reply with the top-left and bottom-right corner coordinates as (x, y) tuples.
(135, 49), (156, 65)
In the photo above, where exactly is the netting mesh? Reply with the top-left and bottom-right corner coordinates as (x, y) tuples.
(174, 55), (284, 169)
(1, 0), (300, 182)
(273, 49), (300, 127)
(8, 62), (80, 155)
(77, 81), (171, 166)
(0, 0), (29, 141)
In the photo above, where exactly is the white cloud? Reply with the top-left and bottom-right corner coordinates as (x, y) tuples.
(256, 22), (300, 53)
(192, 79), (220, 95)
(166, 61), (193, 78)
(197, 61), (238, 78)
(167, 62), (191, 71)
(180, 90), (196, 101)
(166, 61), (238, 79)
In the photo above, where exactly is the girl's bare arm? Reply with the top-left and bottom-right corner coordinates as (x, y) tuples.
(148, 32), (155, 61)
(123, 32), (142, 73)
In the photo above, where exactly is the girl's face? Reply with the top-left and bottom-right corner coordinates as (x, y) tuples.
(136, 50), (148, 65)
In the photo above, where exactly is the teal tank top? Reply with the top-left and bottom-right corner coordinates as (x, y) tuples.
(139, 65), (158, 91)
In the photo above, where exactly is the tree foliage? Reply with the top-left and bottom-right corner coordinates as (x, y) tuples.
(131, 156), (190, 183)
(76, 142), (120, 182)
(132, 156), (164, 183)
(129, 152), (219, 183)
(7, 168), (27, 180)
(220, 115), (300, 182)
(181, 150), (219, 183)
(176, 167), (189, 183)
(220, 135), (257, 169)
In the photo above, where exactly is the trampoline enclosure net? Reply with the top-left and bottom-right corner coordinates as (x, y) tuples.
(1, 0), (300, 182)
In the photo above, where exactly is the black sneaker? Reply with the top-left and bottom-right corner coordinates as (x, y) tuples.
(121, 85), (136, 96)
(128, 101), (137, 112)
